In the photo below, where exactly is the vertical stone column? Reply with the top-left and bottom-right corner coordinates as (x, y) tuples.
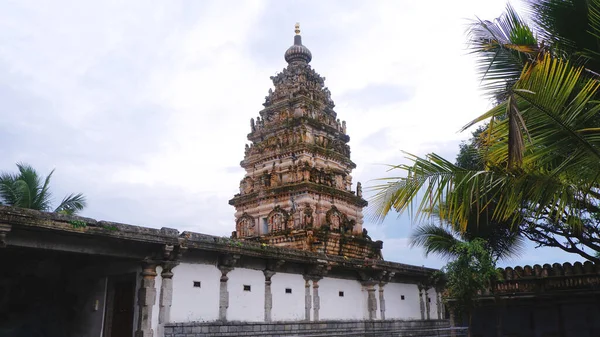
(312, 278), (321, 321)
(157, 262), (176, 336)
(435, 287), (444, 319)
(264, 270), (276, 322)
(378, 282), (386, 320)
(218, 266), (233, 321)
(425, 286), (431, 320)
(362, 281), (378, 320)
(135, 261), (158, 337)
(304, 278), (312, 321)
(418, 285), (425, 320)
(449, 307), (457, 337)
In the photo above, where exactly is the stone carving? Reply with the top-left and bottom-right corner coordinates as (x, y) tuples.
(239, 176), (254, 194)
(357, 182), (362, 198)
(236, 213), (256, 238)
(325, 206), (347, 231)
(267, 206), (289, 233)
(228, 28), (378, 259)
(303, 205), (314, 228)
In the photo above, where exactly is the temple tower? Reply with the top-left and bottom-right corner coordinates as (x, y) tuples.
(229, 24), (382, 259)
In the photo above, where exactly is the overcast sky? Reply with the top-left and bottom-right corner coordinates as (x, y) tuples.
(0, 0), (580, 268)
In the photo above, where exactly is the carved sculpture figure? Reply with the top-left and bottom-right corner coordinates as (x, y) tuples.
(229, 24), (376, 259)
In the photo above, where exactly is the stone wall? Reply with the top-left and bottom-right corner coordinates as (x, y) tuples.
(164, 319), (460, 337)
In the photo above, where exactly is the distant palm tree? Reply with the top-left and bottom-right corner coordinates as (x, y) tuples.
(410, 222), (524, 263)
(0, 163), (86, 215)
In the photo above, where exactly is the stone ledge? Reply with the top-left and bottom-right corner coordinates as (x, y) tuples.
(164, 320), (458, 337)
(0, 205), (436, 279)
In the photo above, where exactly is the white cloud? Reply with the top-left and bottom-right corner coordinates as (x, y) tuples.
(0, 0), (582, 268)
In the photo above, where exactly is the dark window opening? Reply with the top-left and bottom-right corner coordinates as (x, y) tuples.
(428, 298), (431, 303)
(243, 285), (251, 291)
(401, 295), (405, 300)
(339, 291), (344, 297)
(193, 281), (201, 288)
(285, 288), (292, 294)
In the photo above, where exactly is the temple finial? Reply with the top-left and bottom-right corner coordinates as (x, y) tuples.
(295, 23), (300, 35)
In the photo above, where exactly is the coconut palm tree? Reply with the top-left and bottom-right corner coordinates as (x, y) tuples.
(370, 1), (600, 262)
(0, 163), (86, 215)
(411, 221), (524, 263)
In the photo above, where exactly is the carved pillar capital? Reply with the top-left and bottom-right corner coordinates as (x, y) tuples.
(161, 261), (179, 279)
(264, 269), (276, 282)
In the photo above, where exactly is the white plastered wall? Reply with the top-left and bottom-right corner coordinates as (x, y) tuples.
(171, 262), (221, 322)
(271, 272), (306, 321)
(426, 288), (439, 319)
(227, 268), (265, 322)
(318, 277), (367, 320)
(384, 282), (421, 319)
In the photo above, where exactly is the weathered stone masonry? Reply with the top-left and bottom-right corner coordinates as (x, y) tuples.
(0, 206), (442, 337)
(164, 319), (453, 337)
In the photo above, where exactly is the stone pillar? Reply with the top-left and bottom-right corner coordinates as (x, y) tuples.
(418, 285), (425, 320)
(304, 278), (312, 321)
(362, 281), (377, 320)
(218, 266), (233, 321)
(435, 287), (444, 319)
(264, 270), (276, 322)
(425, 286), (431, 320)
(378, 282), (386, 320)
(312, 278), (321, 321)
(135, 261), (157, 337)
(449, 307), (457, 337)
(157, 262), (176, 336)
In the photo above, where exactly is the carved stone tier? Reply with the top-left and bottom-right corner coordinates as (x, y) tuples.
(241, 229), (382, 260)
(229, 25), (373, 259)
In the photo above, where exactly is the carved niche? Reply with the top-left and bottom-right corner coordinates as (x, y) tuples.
(236, 213), (256, 238)
(267, 206), (289, 233)
(325, 206), (347, 231)
(302, 205), (314, 228)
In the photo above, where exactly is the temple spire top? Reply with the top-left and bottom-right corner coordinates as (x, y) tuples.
(285, 23), (312, 64)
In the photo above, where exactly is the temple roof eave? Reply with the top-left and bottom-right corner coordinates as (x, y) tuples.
(240, 144), (356, 170)
(228, 181), (368, 208)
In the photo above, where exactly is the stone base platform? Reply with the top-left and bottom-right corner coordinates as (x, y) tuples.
(164, 319), (462, 337)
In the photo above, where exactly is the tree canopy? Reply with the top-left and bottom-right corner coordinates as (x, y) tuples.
(370, 0), (600, 262)
(0, 163), (86, 215)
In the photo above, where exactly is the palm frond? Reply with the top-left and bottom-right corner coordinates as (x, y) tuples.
(468, 3), (539, 101)
(0, 172), (22, 206)
(54, 193), (87, 215)
(409, 224), (463, 260)
(528, 0), (600, 71)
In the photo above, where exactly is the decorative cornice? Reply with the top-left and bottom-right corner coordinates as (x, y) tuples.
(229, 181), (367, 207)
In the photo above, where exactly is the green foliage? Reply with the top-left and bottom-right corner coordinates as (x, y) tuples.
(0, 163), (87, 215)
(369, 1), (600, 264)
(443, 239), (500, 319)
(100, 224), (118, 231)
(409, 222), (524, 263)
(69, 220), (87, 228)
(455, 126), (487, 170)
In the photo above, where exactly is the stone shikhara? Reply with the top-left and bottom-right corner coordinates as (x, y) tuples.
(0, 24), (446, 337)
(230, 24), (382, 261)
